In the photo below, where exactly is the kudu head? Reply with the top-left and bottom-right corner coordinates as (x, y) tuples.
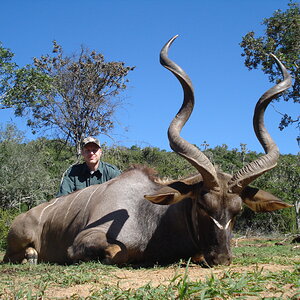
(145, 35), (293, 266)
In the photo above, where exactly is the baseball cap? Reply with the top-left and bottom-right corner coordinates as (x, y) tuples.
(81, 136), (101, 149)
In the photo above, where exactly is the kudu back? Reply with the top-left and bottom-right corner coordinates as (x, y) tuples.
(3, 36), (293, 267)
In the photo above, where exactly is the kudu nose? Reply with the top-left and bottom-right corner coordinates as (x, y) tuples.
(212, 253), (232, 266)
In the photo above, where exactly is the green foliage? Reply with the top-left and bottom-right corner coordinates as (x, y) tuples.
(0, 139), (54, 209)
(0, 124), (75, 209)
(30, 137), (76, 182)
(0, 209), (19, 250)
(0, 42), (17, 99)
(240, 1), (300, 135)
(2, 66), (53, 116)
(103, 145), (195, 178)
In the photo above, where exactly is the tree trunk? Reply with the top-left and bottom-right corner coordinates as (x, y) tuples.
(295, 200), (300, 232)
(76, 141), (81, 161)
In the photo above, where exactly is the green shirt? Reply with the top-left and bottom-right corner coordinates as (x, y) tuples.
(57, 161), (121, 197)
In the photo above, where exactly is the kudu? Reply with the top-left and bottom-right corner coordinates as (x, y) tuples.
(3, 36), (292, 267)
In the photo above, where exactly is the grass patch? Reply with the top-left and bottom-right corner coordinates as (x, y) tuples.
(232, 237), (300, 266)
(0, 237), (299, 299)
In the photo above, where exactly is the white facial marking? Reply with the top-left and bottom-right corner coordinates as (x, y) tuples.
(211, 217), (224, 229)
(210, 216), (232, 230)
(225, 219), (232, 230)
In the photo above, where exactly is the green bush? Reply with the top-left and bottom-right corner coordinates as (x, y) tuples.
(0, 208), (19, 250)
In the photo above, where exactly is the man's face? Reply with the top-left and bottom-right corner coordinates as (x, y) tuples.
(82, 143), (102, 165)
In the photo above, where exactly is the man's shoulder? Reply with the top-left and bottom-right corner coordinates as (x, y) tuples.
(100, 161), (120, 174)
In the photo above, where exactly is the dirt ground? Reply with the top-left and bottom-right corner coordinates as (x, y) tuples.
(44, 237), (300, 298)
(45, 263), (296, 299)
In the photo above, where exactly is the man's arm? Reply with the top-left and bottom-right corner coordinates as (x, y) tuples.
(106, 163), (121, 180)
(110, 166), (121, 179)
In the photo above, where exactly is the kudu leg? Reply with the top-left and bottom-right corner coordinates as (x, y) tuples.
(68, 228), (128, 265)
(3, 246), (38, 264)
(23, 247), (38, 264)
(3, 212), (39, 264)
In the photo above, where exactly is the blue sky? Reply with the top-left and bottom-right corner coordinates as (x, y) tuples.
(1, 0), (298, 154)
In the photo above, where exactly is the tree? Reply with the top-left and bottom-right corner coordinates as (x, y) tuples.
(1, 41), (134, 156)
(240, 1), (300, 139)
(0, 42), (17, 101)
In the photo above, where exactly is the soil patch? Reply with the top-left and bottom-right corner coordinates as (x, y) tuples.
(45, 263), (295, 298)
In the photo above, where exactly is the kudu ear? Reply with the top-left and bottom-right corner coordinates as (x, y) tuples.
(241, 186), (293, 212)
(144, 175), (201, 205)
(144, 186), (193, 205)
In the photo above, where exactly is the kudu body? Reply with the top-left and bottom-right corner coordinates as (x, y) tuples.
(3, 36), (292, 266)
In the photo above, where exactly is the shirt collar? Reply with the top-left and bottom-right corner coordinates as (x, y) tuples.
(84, 161), (103, 175)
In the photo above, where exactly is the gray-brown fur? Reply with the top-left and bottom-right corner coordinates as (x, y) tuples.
(3, 36), (293, 267)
